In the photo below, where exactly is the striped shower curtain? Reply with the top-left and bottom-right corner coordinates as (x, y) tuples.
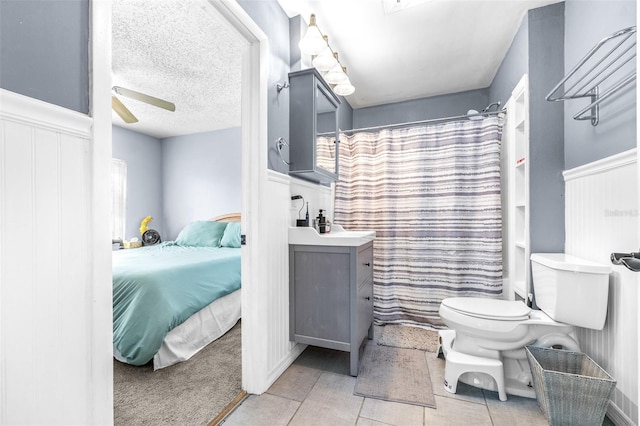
(334, 116), (504, 328)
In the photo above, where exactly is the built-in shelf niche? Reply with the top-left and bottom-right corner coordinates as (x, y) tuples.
(506, 74), (530, 301)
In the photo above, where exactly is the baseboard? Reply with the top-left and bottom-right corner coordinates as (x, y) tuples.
(265, 342), (307, 391)
(607, 401), (635, 426)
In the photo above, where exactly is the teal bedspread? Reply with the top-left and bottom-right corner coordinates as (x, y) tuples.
(113, 242), (241, 366)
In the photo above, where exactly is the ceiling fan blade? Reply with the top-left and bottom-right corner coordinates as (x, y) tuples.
(112, 86), (176, 112)
(112, 96), (138, 123)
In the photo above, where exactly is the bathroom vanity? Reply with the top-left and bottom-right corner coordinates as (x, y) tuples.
(289, 226), (375, 376)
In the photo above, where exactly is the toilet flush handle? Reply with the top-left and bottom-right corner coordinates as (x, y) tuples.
(610, 250), (640, 272)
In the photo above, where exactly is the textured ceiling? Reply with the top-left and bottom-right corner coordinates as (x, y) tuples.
(278, 0), (563, 108)
(112, 0), (563, 138)
(112, 0), (246, 139)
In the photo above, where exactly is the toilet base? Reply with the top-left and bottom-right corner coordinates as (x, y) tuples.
(437, 330), (536, 401)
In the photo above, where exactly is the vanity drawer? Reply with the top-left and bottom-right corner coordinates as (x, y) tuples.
(357, 244), (373, 284)
(357, 276), (374, 341)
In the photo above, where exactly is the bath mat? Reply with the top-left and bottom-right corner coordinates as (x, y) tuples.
(378, 324), (439, 352)
(354, 343), (436, 408)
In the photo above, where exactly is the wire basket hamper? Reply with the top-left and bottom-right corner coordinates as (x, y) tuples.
(525, 346), (616, 426)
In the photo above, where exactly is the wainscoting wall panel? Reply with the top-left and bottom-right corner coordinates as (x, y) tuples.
(260, 172), (335, 389)
(0, 90), (93, 424)
(263, 171), (304, 386)
(564, 149), (638, 426)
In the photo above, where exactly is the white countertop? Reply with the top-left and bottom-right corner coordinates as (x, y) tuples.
(289, 224), (375, 247)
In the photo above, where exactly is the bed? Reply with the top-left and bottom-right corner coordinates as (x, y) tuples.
(113, 213), (242, 370)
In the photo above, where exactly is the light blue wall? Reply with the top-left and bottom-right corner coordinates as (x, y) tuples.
(0, 0), (89, 113)
(352, 89), (490, 130)
(112, 126), (242, 242)
(111, 126), (164, 241)
(161, 128), (242, 240)
(564, 0), (636, 169)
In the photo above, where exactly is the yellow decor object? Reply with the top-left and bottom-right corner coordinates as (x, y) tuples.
(139, 216), (153, 235)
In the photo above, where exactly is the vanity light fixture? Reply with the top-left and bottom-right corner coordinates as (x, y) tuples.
(324, 54), (349, 85)
(298, 14), (326, 55)
(312, 37), (338, 72)
(333, 67), (355, 96)
(299, 14), (355, 96)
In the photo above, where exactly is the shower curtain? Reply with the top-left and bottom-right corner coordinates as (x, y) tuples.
(334, 116), (504, 328)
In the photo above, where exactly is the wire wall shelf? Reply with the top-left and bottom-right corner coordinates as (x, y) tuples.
(546, 26), (636, 126)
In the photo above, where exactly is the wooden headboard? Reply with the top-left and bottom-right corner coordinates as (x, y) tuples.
(211, 212), (241, 222)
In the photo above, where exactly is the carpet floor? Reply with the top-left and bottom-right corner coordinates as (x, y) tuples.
(114, 321), (242, 426)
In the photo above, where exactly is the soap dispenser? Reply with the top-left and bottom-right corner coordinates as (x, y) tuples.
(317, 209), (326, 234)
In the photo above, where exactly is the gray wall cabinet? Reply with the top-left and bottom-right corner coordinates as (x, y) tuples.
(288, 68), (341, 186)
(289, 241), (373, 376)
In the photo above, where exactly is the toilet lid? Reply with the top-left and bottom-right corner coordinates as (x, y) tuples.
(441, 297), (531, 321)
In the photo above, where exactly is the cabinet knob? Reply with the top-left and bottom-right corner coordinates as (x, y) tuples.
(364, 262), (371, 267)
(364, 296), (371, 301)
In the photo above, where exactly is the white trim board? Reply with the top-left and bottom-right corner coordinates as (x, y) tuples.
(0, 89), (92, 137)
(563, 148), (637, 181)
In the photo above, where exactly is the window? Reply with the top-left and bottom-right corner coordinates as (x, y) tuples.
(111, 158), (127, 241)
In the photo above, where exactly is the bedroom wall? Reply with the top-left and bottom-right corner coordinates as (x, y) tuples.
(111, 126), (164, 241)
(0, 0), (89, 113)
(161, 127), (242, 240)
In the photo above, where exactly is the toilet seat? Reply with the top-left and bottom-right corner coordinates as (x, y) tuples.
(441, 297), (531, 321)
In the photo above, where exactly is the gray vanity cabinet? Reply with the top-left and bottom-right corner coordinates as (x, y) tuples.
(288, 68), (341, 186)
(289, 241), (374, 376)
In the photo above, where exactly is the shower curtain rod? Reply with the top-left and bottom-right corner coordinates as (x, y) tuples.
(340, 108), (506, 134)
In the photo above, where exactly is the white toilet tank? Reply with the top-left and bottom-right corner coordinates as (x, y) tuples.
(530, 253), (611, 330)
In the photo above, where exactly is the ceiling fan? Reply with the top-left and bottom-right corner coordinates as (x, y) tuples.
(111, 86), (176, 124)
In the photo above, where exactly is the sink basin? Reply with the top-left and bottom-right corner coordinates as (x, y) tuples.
(289, 224), (375, 246)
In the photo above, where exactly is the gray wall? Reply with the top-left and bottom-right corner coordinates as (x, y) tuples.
(488, 14), (529, 107)
(238, 0), (291, 174)
(564, 0), (636, 169)
(161, 128), (242, 240)
(337, 96), (354, 132)
(112, 126), (164, 241)
(352, 89), (490, 130)
(527, 2), (566, 254)
(0, 0), (89, 113)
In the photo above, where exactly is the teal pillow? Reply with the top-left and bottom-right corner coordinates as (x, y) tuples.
(176, 221), (228, 247)
(220, 222), (241, 248)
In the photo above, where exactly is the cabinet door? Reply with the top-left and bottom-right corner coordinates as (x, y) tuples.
(293, 250), (350, 344)
(315, 83), (338, 175)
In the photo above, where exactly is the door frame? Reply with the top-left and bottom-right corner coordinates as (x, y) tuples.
(89, 1), (268, 421)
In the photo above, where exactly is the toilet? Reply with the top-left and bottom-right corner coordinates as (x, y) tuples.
(438, 253), (611, 401)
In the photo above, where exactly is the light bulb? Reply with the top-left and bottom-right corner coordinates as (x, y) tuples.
(334, 79), (355, 96)
(298, 14), (326, 55)
(333, 67), (355, 96)
(324, 63), (347, 84)
(312, 40), (338, 72)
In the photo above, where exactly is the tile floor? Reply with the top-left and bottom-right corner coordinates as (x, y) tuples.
(221, 331), (614, 426)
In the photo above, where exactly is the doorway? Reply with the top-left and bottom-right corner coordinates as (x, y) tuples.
(93, 0), (267, 422)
